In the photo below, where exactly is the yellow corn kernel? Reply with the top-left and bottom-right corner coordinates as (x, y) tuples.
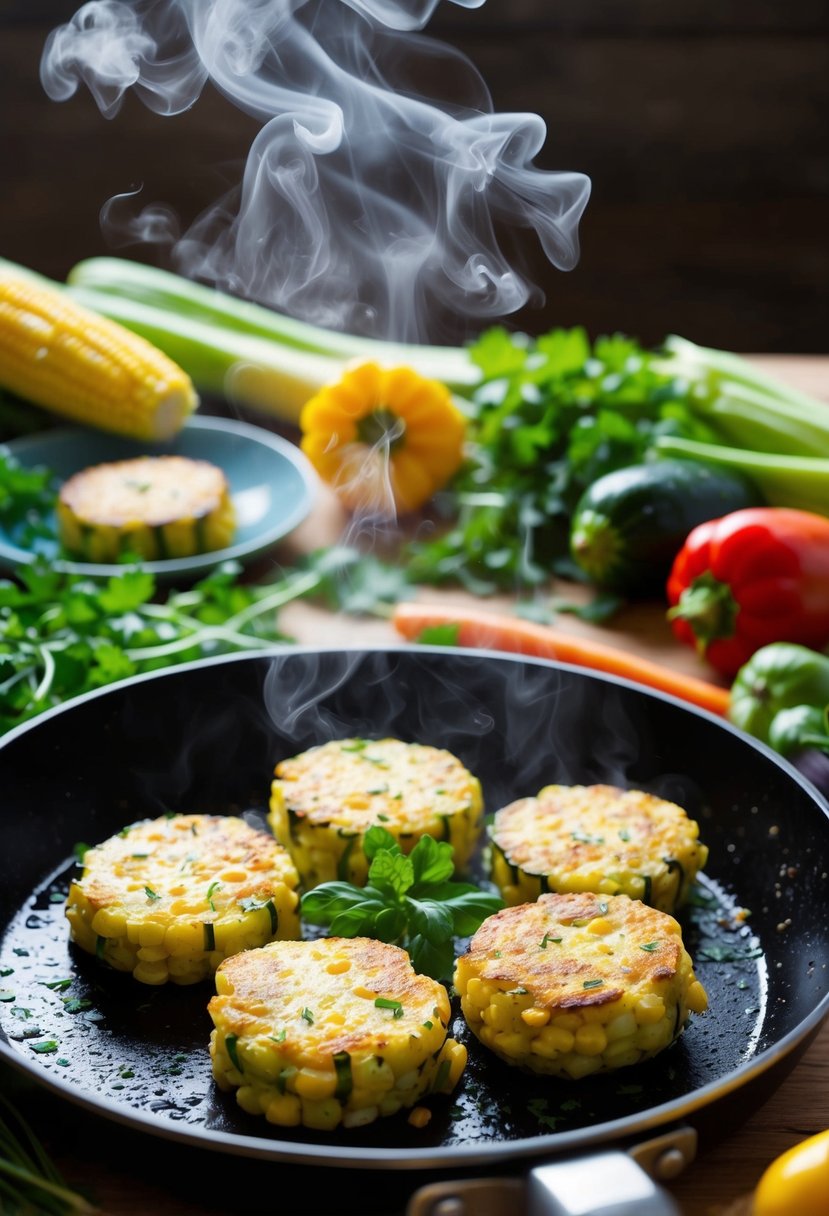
(575, 1024), (607, 1056)
(133, 960), (169, 985)
(637, 1018), (674, 1052)
(294, 1068), (337, 1101)
(344, 1105), (380, 1128)
(326, 958), (351, 975)
(606, 1012), (638, 1042)
(493, 1031), (526, 1057)
(440, 1040), (468, 1089)
(686, 980), (708, 1014)
(301, 1097), (342, 1131)
(635, 993), (666, 1024)
(521, 1007), (551, 1028)
(537, 1025), (575, 1054)
(236, 1085), (265, 1116)
(165, 923), (204, 955)
(136, 946), (168, 963)
(0, 265), (197, 441)
(588, 917), (613, 935)
(89, 908), (126, 938)
(136, 922), (166, 948)
(565, 1053), (604, 1080)
(265, 1092), (302, 1127)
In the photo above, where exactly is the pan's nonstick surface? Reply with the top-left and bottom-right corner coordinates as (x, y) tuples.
(1, 647), (827, 1171)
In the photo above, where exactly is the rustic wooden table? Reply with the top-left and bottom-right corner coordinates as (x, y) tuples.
(4, 355), (827, 1216)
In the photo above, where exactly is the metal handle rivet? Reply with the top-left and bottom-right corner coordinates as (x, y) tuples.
(655, 1147), (687, 1180)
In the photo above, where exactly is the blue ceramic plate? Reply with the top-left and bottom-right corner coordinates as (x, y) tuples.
(0, 414), (319, 580)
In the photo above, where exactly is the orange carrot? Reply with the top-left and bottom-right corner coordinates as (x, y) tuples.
(392, 601), (732, 717)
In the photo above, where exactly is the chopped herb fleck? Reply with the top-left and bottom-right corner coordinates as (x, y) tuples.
(375, 998), (404, 1019)
(618, 828), (631, 842)
(582, 979), (604, 989)
(0, 990), (14, 1002)
(41, 978), (73, 992)
(0, 967), (12, 978)
(269, 1029), (287, 1044)
(423, 1020), (433, 1030)
(30, 1040), (59, 1054)
(640, 941), (660, 952)
(144, 886), (161, 902)
(62, 998), (92, 1014)
(301, 1007), (315, 1024)
(572, 830), (604, 845)
(206, 880), (222, 911)
(225, 1034), (242, 1072)
(73, 842), (90, 862)
(203, 923), (215, 952)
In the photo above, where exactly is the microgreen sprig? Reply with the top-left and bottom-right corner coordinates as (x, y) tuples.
(300, 827), (504, 981)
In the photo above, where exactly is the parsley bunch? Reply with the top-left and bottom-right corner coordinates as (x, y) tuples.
(406, 326), (717, 594)
(0, 559), (319, 735)
(300, 826), (503, 982)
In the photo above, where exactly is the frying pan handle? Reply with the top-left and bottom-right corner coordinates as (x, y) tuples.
(407, 1128), (695, 1216)
(526, 1152), (682, 1214)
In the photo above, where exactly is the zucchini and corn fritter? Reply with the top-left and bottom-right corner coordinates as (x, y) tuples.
(57, 453), (236, 562)
(208, 936), (467, 1130)
(65, 813), (301, 985)
(268, 737), (484, 888)
(455, 891), (708, 1079)
(489, 783), (708, 913)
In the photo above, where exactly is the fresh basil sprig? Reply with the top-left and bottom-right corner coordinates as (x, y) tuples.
(300, 826), (503, 982)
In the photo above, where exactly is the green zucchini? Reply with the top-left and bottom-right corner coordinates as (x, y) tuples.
(568, 457), (764, 594)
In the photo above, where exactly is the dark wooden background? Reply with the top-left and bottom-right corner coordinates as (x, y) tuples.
(2, 0), (827, 352)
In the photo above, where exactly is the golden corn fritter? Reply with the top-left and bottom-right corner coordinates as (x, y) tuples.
(65, 814), (301, 985)
(57, 454), (236, 562)
(268, 737), (484, 888)
(489, 783), (708, 912)
(208, 936), (467, 1130)
(455, 891), (708, 1080)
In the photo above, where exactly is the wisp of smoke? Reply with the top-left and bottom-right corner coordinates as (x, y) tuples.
(40, 0), (591, 342)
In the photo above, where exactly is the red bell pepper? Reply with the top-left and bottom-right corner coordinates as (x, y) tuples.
(666, 507), (829, 678)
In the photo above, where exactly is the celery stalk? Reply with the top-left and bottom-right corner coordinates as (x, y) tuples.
(653, 435), (829, 516)
(658, 334), (829, 458)
(66, 257), (480, 392)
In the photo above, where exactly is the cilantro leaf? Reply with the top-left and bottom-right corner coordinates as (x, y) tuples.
(405, 325), (711, 594)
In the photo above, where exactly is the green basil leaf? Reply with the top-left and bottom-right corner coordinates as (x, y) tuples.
(407, 933), (455, 983)
(408, 834), (454, 886)
(368, 848), (413, 898)
(407, 898), (455, 944)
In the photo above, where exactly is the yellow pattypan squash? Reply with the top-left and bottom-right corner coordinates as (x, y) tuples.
(753, 1128), (829, 1216)
(299, 361), (466, 516)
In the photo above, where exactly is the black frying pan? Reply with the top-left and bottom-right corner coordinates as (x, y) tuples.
(1, 647), (828, 1215)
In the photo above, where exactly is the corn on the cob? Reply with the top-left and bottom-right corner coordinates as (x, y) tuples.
(65, 813), (301, 985)
(208, 936), (467, 1130)
(0, 264), (198, 441)
(57, 454), (236, 562)
(268, 737), (484, 889)
(455, 891), (708, 1079)
(489, 783), (708, 913)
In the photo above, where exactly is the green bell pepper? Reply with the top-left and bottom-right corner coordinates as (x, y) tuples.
(728, 642), (829, 745)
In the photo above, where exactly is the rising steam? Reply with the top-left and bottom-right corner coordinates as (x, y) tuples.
(40, 0), (590, 342)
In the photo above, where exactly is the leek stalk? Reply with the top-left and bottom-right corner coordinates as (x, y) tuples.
(65, 257), (480, 425)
